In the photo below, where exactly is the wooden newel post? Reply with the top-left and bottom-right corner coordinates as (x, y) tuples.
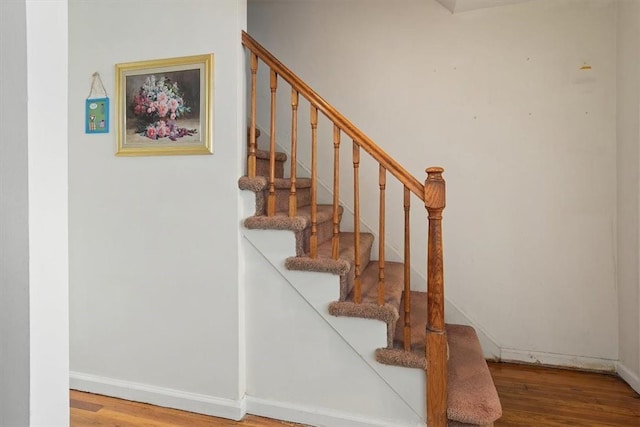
(424, 166), (447, 427)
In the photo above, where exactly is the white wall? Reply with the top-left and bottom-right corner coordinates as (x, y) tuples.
(69, 0), (247, 417)
(0, 1), (31, 424)
(616, 0), (640, 392)
(248, 0), (619, 368)
(1, 1), (70, 425)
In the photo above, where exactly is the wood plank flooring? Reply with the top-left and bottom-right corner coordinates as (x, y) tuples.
(488, 362), (640, 426)
(71, 362), (640, 426)
(70, 390), (303, 426)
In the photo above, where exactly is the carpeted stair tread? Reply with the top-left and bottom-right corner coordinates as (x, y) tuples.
(254, 150), (287, 178)
(374, 290), (426, 368)
(285, 232), (374, 275)
(376, 291), (502, 425)
(328, 261), (404, 347)
(243, 204), (342, 256)
(348, 261), (403, 307)
(446, 323), (502, 425)
(255, 148), (287, 162)
(244, 205), (341, 232)
(286, 232), (375, 301)
(239, 176), (313, 216)
(238, 176), (311, 192)
(247, 128), (286, 178)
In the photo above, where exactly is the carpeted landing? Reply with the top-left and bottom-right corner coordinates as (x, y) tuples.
(240, 148), (502, 426)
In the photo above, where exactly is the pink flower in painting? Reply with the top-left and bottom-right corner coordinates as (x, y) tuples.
(146, 125), (157, 139)
(156, 121), (170, 138)
(131, 76), (192, 136)
(156, 91), (168, 103)
(168, 98), (179, 112)
(157, 102), (169, 118)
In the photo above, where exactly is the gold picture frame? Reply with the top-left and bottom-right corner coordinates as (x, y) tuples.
(115, 54), (213, 156)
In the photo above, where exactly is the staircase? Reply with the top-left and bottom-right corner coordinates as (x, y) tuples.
(239, 32), (502, 427)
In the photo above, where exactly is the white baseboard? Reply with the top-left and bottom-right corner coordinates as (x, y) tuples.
(70, 371), (246, 421)
(246, 396), (423, 427)
(616, 362), (640, 394)
(500, 348), (617, 372)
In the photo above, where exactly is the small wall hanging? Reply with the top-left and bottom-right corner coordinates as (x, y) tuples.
(85, 72), (109, 134)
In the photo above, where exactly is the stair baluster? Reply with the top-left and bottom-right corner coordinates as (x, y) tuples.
(267, 70), (278, 216)
(309, 106), (319, 258)
(425, 167), (447, 427)
(403, 186), (412, 351)
(248, 53), (258, 178)
(331, 125), (341, 260)
(353, 141), (362, 303)
(378, 165), (386, 306)
(289, 89), (299, 217)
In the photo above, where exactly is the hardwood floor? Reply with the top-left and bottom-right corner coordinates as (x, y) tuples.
(488, 362), (640, 426)
(71, 362), (640, 426)
(70, 390), (303, 426)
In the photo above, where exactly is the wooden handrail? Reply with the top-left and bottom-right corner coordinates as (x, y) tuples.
(242, 31), (424, 201)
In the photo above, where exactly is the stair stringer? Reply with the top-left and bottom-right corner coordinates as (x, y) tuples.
(242, 224), (426, 422)
(243, 236), (424, 427)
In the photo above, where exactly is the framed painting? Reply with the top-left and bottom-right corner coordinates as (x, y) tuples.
(115, 54), (213, 156)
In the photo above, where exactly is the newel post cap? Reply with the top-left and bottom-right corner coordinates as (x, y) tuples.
(424, 167), (446, 211)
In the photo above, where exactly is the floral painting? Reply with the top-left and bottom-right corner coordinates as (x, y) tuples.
(116, 54), (213, 156)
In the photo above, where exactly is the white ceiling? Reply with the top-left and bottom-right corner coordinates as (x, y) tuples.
(436, 0), (535, 13)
